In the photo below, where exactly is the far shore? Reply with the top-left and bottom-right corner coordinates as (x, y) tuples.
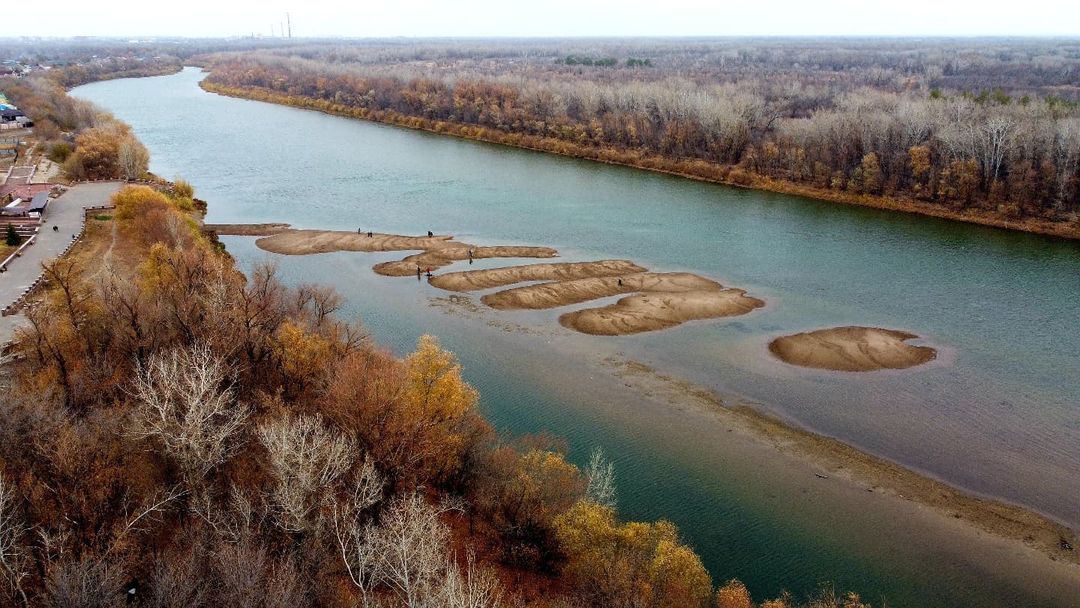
(200, 81), (1080, 242)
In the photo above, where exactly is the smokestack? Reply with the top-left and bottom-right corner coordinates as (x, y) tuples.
(287, 12), (292, 38)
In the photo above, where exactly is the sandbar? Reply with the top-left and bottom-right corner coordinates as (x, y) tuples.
(769, 326), (937, 371)
(204, 223), (292, 236)
(481, 272), (723, 310)
(560, 288), (764, 335)
(219, 228), (558, 276)
(431, 260), (646, 292)
(372, 245), (558, 277)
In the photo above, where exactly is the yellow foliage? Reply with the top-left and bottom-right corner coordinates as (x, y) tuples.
(138, 242), (176, 294)
(402, 334), (478, 423)
(172, 179), (195, 199)
(555, 501), (713, 608)
(112, 185), (170, 221)
(716, 579), (753, 608)
(276, 320), (333, 381)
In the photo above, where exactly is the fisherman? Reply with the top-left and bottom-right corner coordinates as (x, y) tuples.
(357, 227), (362, 234)
(467, 248), (474, 264)
(416, 265), (422, 280)
(426, 267), (433, 278)
(427, 230), (434, 237)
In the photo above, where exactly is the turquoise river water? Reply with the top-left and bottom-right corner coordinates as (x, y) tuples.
(74, 68), (1080, 607)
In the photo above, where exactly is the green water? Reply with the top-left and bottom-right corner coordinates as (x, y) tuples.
(74, 68), (1080, 607)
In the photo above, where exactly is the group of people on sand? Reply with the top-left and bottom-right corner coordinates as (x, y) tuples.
(355, 227), (475, 281)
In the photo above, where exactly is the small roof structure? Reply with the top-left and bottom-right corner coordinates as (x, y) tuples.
(29, 192), (50, 213)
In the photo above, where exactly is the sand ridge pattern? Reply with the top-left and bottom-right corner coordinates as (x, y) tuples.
(768, 326), (937, 372)
(233, 228), (558, 276)
(482, 272), (726, 309)
(460, 268), (764, 335)
(207, 226), (934, 357)
(560, 288), (765, 335)
(431, 260), (646, 291)
(207, 225), (764, 336)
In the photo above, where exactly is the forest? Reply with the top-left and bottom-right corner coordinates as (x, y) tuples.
(197, 39), (1080, 233)
(0, 65), (877, 607)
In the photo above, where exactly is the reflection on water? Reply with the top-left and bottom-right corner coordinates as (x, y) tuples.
(74, 68), (1080, 607)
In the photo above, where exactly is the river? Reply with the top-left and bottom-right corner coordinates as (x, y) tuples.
(74, 67), (1080, 607)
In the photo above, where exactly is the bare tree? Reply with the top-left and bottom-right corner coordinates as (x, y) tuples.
(143, 548), (208, 608)
(339, 492), (450, 608)
(585, 447), (616, 509)
(257, 413), (355, 532)
(331, 460), (385, 604)
(130, 344), (251, 489)
(117, 136), (149, 181)
(436, 551), (505, 608)
(0, 473), (29, 607)
(44, 556), (125, 608)
(213, 537), (307, 608)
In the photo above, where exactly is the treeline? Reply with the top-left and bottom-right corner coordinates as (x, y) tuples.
(3, 71), (150, 180)
(200, 45), (1080, 229)
(0, 182), (870, 604)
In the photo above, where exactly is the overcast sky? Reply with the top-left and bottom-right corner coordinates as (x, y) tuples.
(15, 0), (1080, 38)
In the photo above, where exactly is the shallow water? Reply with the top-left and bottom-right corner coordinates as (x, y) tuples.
(75, 68), (1080, 606)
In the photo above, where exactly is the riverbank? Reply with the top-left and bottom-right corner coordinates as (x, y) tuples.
(591, 355), (1080, 596)
(200, 80), (1080, 242)
(209, 223), (1077, 572)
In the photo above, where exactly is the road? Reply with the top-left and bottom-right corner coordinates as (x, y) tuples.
(0, 181), (123, 342)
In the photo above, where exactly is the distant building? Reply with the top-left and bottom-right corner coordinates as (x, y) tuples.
(0, 109), (31, 128)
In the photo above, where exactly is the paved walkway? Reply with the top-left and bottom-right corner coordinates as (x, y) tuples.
(0, 181), (123, 343)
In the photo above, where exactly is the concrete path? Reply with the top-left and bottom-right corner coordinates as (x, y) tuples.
(0, 181), (123, 343)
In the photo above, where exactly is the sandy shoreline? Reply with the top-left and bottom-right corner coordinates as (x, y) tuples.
(769, 326), (938, 371)
(204, 222), (292, 236)
(603, 357), (1078, 569)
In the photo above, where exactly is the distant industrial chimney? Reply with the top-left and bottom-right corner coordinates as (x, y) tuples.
(287, 12), (292, 38)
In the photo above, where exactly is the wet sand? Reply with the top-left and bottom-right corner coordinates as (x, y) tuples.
(478, 272), (763, 335)
(235, 228), (558, 276)
(204, 222), (292, 236)
(598, 357), (1080, 594)
(372, 245), (558, 276)
(430, 260), (646, 291)
(482, 272), (726, 309)
(769, 326), (937, 371)
(214, 225), (765, 336)
(561, 289), (765, 335)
